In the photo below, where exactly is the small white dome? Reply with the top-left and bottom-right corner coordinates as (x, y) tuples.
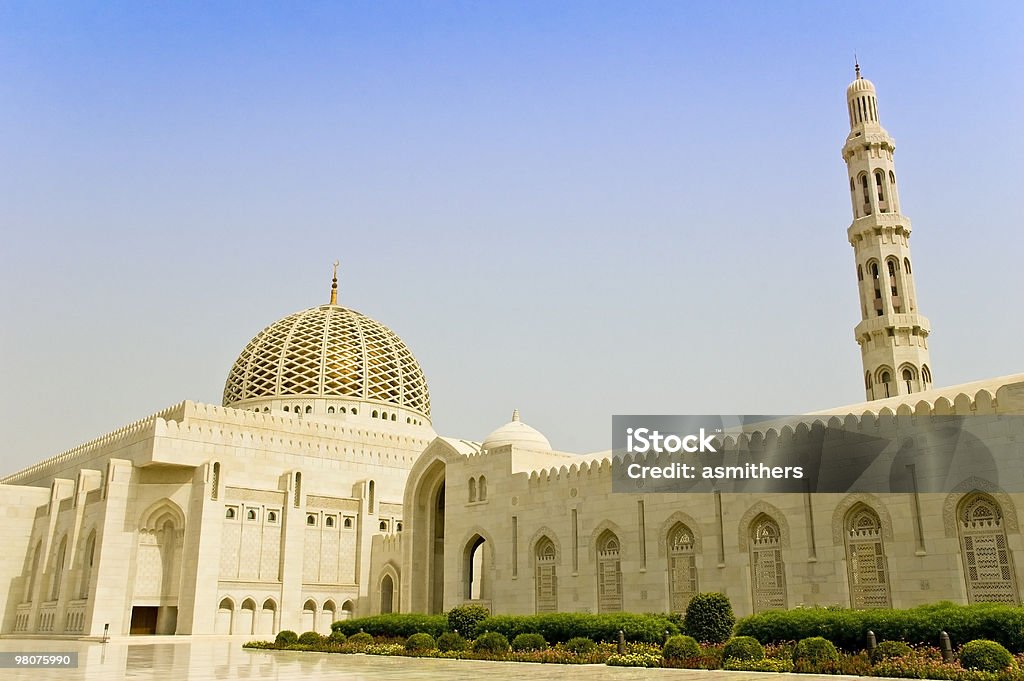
(482, 409), (551, 451)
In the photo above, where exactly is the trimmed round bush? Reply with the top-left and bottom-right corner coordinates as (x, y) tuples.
(723, 636), (765, 662)
(327, 630), (347, 644)
(511, 633), (548, 652)
(275, 630), (298, 646)
(405, 633), (437, 652)
(437, 631), (469, 652)
(870, 640), (912, 664)
(297, 631), (323, 646)
(347, 631), (374, 647)
(793, 637), (840, 665)
(473, 631), (511, 654)
(663, 635), (701, 660)
(684, 592), (736, 644)
(565, 637), (597, 654)
(447, 604), (491, 638)
(960, 639), (1014, 672)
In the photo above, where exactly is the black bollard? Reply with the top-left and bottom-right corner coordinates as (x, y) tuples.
(867, 630), (877, 654)
(617, 629), (625, 655)
(940, 631), (953, 662)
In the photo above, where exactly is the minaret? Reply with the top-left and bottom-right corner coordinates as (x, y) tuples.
(842, 64), (933, 401)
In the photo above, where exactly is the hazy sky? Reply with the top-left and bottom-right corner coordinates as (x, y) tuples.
(1, 2), (1022, 475)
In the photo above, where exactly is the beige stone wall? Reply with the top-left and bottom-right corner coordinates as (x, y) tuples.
(0, 400), (428, 637)
(394, 377), (1024, 618)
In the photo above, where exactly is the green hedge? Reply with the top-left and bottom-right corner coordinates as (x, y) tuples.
(478, 613), (679, 644)
(330, 614), (448, 638)
(735, 602), (1024, 653)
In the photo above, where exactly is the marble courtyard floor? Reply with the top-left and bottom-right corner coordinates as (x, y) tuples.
(0, 637), (869, 680)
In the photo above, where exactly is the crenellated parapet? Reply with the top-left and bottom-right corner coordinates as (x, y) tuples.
(0, 402), (188, 485)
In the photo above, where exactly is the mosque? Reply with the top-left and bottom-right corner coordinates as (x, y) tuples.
(1, 69), (1022, 639)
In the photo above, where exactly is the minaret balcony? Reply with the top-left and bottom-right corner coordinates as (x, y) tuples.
(854, 313), (931, 339)
(848, 212), (912, 243)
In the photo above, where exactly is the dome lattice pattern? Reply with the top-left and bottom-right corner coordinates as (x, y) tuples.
(223, 305), (430, 417)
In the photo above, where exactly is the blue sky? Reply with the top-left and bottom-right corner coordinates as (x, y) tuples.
(1, 2), (1022, 473)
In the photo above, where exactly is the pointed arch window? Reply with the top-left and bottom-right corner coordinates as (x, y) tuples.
(902, 367), (915, 393)
(749, 516), (786, 612)
(958, 494), (1019, 604)
(668, 523), (698, 613)
(596, 530), (623, 613)
(535, 538), (558, 613)
(845, 506), (891, 608)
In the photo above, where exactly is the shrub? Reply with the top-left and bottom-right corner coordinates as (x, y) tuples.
(297, 631), (323, 645)
(723, 658), (795, 672)
(404, 633), (437, 652)
(959, 639), (1014, 672)
(347, 631), (374, 647)
(274, 630), (298, 646)
(663, 635), (701, 661)
(331, 614), (447, 638)
(478, 612), (678, 644)
(793, 637), (840, 666)
(447, 604), (490, 638)
(870, 640), (912, 664)
(437, 631), (469, 652)
(511, 633), (547, 652)
(327, 629), (347, 644)
(473, 631), (510, 654)
(735, 602), (1024, 652)
(564, 637), (597, 654)
(723, 636), (765, 662)
(684, 592), (736, 644)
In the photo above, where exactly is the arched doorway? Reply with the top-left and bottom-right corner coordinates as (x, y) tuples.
(321, 601), (336, 634)
(463, 534), (490, 602)
(215, 598), (234, 634)
(131, 500), (185, 635)
(236, 599), (256, 635)
(380, 574), (395, 614)
(407, 456), (447, 614)
(258, 599), (276, 635)
(301, 600), (316, 631)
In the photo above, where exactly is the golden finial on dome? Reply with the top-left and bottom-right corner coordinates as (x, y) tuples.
(330, 260), (339, 305)
(512, 408), (520, 422)
(854, 53), (861, 79)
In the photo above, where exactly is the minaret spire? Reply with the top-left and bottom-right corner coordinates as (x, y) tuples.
(842, 69), (933, 400)
(329, 260), (339, 305)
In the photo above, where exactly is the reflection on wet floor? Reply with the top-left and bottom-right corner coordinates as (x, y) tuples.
(0, 637), (842, 680)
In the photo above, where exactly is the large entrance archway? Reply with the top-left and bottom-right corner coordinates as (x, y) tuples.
(132, 500), (185, 635)
(406, 456), (447, 613)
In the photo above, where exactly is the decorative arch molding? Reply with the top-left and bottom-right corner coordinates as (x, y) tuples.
(457, 527), (497, 558)
(139, 498), (186, 532)
(527, 526), (562, 566)
(943, 478), (1020, 538)
(831, 494), (895, 544)
(737, 501), (790, 551)
(589, 520), (625, 558)
(657, 511), (703, 557)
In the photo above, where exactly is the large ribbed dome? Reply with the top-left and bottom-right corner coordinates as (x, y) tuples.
(223, 304), (430, 419)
